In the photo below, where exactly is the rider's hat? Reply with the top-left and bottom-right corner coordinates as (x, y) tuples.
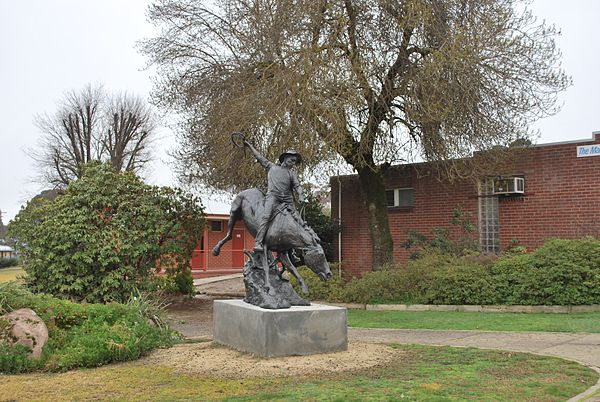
(278, 149), (302, 164)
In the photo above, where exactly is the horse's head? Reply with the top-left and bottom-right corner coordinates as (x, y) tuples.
(302, 244), (333, 281)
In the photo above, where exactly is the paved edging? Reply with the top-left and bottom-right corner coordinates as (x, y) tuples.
(193, 273), (243, 286)
(324, 302), (600, 313)
(568, 366), (600, 402)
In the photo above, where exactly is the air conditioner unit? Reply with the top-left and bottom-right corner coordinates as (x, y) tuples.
(493, 177), (525, 195)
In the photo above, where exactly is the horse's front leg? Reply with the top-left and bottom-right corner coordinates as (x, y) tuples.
(280, 251), (308, 295)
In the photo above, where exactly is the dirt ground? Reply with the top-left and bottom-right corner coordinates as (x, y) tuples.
(141, 341), (402, 378)
(166, 296), (215, 339)
(165, 278), (245, 338)
(197, 278), (245, 297)
(161, 279), (403, 377)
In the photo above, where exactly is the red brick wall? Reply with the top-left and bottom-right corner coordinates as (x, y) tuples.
(191, 215), (253, 275)
(332, 167), (478, 278)
(332, 133), (600, 277)
(331, 176), (373, 278)
(499, 134), (600, 250)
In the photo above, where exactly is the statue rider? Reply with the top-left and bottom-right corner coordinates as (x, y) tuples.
(243, 139), (305, 253)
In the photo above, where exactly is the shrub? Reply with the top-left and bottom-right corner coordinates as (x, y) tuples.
(422, 261), (499, 305)
(0, 258), (19, 269)
(151, 269), (196, 296)
(322, 237), (600, 306)
(289, 265), (345, 301)
(339, 253), (472, 304)
(0, 282), (176, 374)
(492, 237), (600, 305)
(340, 267), (409, 304)
(0, 343), (37, 374)
(8, 163), (204, 303)
(402, 207), (479, 259)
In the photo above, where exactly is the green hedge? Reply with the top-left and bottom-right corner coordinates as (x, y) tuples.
(296, 238), (600, 306)
(491, 238), (600, 305)
(0, 258), (19, 269)
(0, 282), (176, 374)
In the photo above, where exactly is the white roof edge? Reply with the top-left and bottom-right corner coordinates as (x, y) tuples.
(534, 132), (599, 148)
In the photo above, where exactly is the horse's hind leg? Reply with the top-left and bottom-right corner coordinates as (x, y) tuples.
(212, 199), (242, 256)
(281, 252), (309, 295)
(262, 248), (273, 294)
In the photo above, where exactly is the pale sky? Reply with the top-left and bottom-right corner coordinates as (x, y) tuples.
(1, 0), (599, 223)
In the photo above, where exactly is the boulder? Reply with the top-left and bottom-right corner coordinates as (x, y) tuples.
(0, 308), (48, 359)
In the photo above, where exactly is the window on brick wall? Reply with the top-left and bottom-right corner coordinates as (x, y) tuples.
(385, 188), (414, 208)
(479, 179), (499, 253)
(210, 220), (223, 232)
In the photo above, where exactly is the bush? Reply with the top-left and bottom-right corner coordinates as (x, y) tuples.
(0, 258), (19, 269)
(422, 261), (499, 305)
(402, 207), (479, 259)
(322, 238), (600, 306)
(291, 253), (496, 305)
(340, 267), (409, 304)
(8, 163), (204, 303)
(492, 237), (600, 305)
(289, 265), (345, 301)
(151, 269), (196, 296)
(0, 282), (176, 374)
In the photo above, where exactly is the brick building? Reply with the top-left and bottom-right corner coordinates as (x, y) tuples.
(331, 132), (600, 278)
(190, 213), (252, 278)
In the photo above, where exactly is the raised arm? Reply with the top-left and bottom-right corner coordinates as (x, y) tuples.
(244, 140), (272, 169)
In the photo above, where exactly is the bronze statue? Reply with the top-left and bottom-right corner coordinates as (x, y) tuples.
(212, 133), (332, 309)
(243, 140), (306, 253)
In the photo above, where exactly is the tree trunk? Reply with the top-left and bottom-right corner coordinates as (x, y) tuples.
(357, 166), (394, 270)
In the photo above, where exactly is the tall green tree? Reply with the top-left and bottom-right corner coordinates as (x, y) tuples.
(141, 0), (569, 269)
(8, 163), (204, 303)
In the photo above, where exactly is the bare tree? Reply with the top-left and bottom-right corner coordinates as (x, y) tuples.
(0, 209), (7, 240)
(141, 0), (570, 269)
(33, 84), (156, 187)
(33, 84), (103, 186)
(102, 93), (156, 173)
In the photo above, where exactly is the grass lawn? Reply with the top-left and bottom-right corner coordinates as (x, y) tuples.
(0, 266), (25, 283)
(348, 309), (600, 333)
(0, 344), (595, 401)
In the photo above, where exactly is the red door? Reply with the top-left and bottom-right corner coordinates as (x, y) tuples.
(190, 235), (205, 270)
(232, 229), (245, 268)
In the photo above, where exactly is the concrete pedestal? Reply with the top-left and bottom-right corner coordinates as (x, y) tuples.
(213, 299), (348, 357)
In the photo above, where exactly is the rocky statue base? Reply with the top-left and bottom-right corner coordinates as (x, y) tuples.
(243, 255), (309, 309)
(213, 299), (348, 357)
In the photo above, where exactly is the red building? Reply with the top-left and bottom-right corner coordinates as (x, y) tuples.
(331, 132), (600, 278)
(190, 214), (253, 279)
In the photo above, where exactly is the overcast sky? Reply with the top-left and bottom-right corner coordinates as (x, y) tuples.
(1, 0), (599, 223)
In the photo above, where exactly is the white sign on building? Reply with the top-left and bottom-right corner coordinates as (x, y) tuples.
(576, 144), (600, 158)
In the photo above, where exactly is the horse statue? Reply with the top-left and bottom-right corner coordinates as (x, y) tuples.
(212, 188), (333, 301)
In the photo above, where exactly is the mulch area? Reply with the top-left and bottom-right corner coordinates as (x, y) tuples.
(165, 277), (245, 339)
(165, 295), (215, 339)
